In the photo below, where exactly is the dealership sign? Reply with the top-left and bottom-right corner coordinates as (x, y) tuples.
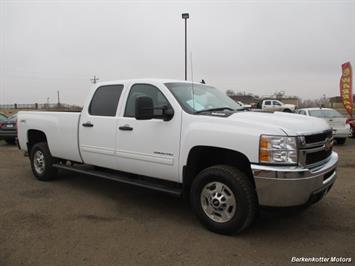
(340, 62), (353, 117)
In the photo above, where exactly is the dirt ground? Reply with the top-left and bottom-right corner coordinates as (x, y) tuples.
(0, 139), (354, 266)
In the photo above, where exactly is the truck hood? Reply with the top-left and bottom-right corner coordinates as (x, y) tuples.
(229, 111), (331, 136)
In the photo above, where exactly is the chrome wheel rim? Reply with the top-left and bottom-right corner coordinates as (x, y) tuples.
(200, 181), (236, 223)
(33, 150), (45, 175)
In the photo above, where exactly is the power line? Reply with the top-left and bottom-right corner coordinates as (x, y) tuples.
(90, 75), (99, 84)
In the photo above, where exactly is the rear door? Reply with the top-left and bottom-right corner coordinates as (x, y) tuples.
(79, 84), (124, 169)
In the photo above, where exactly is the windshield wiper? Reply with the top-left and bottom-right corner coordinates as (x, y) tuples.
(195, 107), (235, 114)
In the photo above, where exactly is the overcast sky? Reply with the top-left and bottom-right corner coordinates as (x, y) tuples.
(1, 0), (354, 105)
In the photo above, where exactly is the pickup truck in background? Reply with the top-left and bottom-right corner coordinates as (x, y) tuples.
(17, 79), (337, 234)
(254, 99), (296, 112)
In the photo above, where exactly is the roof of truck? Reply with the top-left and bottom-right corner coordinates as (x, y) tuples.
(94, 78), (207, 86)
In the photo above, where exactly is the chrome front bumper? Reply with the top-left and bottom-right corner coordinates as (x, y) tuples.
(251, 152), (338, 207)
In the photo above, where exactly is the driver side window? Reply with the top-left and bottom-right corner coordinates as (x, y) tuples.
(124, 84), (171, 117)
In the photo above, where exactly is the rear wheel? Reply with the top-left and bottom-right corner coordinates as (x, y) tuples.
(190, 165), (258, 235)
(30, 142), (57, 181)
(335, 138), (346, 145)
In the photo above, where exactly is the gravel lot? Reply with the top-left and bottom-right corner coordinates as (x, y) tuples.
(0, 139), (354, 265)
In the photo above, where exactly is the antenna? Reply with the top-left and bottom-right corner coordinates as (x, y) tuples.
(190, 52), (195, 112)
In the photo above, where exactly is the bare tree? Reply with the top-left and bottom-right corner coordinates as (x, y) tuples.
(226, 89), (236, 96)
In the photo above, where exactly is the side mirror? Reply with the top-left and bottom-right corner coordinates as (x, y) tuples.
(135, 96), (154, 120)
(161, 105), (174, 121)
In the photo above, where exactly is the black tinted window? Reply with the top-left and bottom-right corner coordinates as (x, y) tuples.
(265, 101), (271, 105)
(125, 84), (170, 117)
(89, 85), (123, 116)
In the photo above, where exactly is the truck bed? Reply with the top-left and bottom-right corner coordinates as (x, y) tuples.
(17, 111), (82, 162)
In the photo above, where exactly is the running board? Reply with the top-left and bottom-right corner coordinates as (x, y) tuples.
(53, 164), (183, 197)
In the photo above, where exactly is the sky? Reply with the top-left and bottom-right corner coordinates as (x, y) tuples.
(1, 0), (354, 105)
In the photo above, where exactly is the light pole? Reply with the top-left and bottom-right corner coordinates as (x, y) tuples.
(182, 13), (189, 81)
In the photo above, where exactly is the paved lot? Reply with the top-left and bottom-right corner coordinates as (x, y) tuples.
(0, 140), (354, 266)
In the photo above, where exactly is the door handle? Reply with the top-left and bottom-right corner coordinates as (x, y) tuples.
(119, 125), (133, 131)
(82, 122), (94, 127)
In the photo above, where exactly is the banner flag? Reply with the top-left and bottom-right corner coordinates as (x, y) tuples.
(340, 62), (353, 117)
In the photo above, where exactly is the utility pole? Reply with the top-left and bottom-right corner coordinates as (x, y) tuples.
(90, 75), (99, 84)
(57, 90), (60, 104)
(182, 13), (189, 81)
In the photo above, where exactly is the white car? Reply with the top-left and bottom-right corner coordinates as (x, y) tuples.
(297, 107), (350, 144)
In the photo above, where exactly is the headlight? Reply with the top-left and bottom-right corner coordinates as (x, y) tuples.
(259, 135), (298, 164)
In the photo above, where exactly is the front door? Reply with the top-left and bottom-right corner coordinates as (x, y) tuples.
(79, 84), (124, 169)
(116, 83), (181, 181)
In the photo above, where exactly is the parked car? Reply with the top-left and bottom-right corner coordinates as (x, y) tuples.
(17, 79), (337, 234)
(346, 118), (355, 138)
(297, 108), (350, 144)
(0, 112), (8, 121)
(0, 113), (17, 144)
(254, 99), (295, 112)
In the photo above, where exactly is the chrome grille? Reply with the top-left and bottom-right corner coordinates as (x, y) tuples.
(304, 129), (332, 145)
(299, 130), (333, 167)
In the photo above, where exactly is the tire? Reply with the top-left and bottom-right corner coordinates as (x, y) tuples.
(335, 138), (346, 145)
(30, 142), (57, 181)
(190, 165), (258, 235)
(283, 109), (292, 113)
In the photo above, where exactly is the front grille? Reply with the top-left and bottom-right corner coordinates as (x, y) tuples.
(304, 130), (332, 144)
(305, 149), (332, 165)
(300, 130), (333, 167)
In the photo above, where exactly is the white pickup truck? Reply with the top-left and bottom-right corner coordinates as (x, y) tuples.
(17, 79), (337, 234)
(255, 99), (296, 112)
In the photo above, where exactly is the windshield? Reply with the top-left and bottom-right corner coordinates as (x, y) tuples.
(0, 113), (7, 121)
(309, 109), (344, 118)
(165, 82), (242, 113)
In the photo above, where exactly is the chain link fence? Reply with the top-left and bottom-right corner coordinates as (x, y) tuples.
(0, 103), (82, 112)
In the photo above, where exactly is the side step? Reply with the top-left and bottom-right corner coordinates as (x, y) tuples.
(53, 164), (183, 197)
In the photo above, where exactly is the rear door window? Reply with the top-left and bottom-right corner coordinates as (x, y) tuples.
(89, 85), (124, 116)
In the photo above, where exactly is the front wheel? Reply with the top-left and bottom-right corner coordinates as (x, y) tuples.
(30, 142), (57, 181)
(190, 165), (258, 235)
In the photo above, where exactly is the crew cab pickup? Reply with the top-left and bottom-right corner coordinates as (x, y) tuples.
(17, 79), (338, 234)
(255, 99), (296, 112)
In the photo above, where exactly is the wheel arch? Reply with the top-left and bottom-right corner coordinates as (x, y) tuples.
(183, 146), (255, 196)
(27, 129), (48, 153)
